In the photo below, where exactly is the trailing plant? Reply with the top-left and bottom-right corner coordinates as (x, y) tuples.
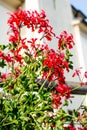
(0, 7), (87, 130)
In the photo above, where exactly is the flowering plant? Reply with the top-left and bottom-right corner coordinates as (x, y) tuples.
(0, 8), (87, 130)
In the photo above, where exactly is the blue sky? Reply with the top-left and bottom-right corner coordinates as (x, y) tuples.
(69, 0), (87, 16)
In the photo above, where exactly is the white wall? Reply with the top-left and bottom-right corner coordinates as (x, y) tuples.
(72, 23), (87, 82)
(80, 30), (87, 71)
(39, 0), (73, 33)
(0, 2), (15, 45)
(38, 0), (73, 50)
(22, 0), (40, 11)
(0, 3), (15, 73)
(0, 5), (10, 44)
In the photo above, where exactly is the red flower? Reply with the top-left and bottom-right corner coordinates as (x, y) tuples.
(52, 91), (62, 109)
(0, 50), (4, 57)
(56, 85), (64, 93)
(42, 44), (72, 83)
(84, 71), (87, 78)
(15, 54), (23, 64)
(72, 67), (82, 77)
(56, 84), (71, 98)
(64, 125), (76, 130)
(9, 34), (19, 43)
(14, 67), (21, 77)
(0, 73), (7, 82)
(7, 7), (55, 45)
(46, 33), (52, 41)
(50, 123), (55, 128)
(3, 54), (14, 63)
(58, 31), (75, 50)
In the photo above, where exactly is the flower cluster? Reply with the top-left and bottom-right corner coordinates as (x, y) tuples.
(58, 31), (75, 50)
(8, 7), (54, 43)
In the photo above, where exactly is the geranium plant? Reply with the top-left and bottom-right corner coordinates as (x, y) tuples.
(0, 8), (87, 130)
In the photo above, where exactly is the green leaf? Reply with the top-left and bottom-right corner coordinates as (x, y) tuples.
(63, 99), (69, 106)
(0, 60), (6, 68)
(0, 45), (8, 50)
(84, 106), (87, 111)
(69, 64), (73, 69)
(73, 109), (79, 117)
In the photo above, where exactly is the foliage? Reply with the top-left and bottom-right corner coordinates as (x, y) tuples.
(0, 7), (87, 130)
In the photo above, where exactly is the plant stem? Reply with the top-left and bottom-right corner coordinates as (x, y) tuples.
(30, 113), (43, 130)
(71, 84), (81, 93)
(2, 120), (18, 126)
(77, 93), (87, 110)
(39, 70), (51, 93)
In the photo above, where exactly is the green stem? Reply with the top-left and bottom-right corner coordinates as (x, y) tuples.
(39, 70), (51, 93)
(63, 84), (81, 96)
(30, 113), (43, 130)
(71, 84), (81, 92)
(0, 115), (8, 125)
(77, 93), (87, 110)
(2, 120), (18, 126)
(39, 79), (47, 93)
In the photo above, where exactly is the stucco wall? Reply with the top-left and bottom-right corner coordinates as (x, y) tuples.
(0, 2), (15, 44)
(0, 5), (10, 44)
(72, 24), (87, 82)
(39, 0), (73, 33)
(38, 0), (73, 50)
(80, 30), (87, 71)
(0, 3), (15, 73)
